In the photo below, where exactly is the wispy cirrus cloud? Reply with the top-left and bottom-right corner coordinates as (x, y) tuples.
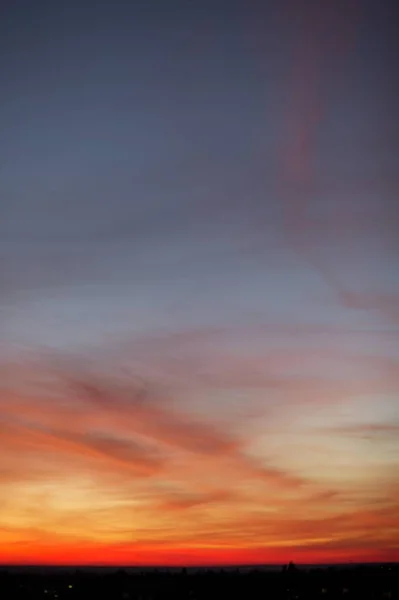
(0, 357), (311, 494)
(0, 310), (397, 563)
(0, 417), (165, 477)
(277, 0), (399, 327)
(326, 422), (399, 438)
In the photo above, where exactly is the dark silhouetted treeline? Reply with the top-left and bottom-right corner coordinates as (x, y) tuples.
(0, 563), (397, 599)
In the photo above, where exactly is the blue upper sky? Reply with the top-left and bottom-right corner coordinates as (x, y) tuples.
(1, 0), (397, 353)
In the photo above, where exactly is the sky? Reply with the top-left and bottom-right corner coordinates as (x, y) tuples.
(0, 0), (398, 566)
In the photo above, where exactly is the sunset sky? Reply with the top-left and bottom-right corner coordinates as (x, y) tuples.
(0, 0), (398, 566)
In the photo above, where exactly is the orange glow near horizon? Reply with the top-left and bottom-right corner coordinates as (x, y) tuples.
(2, 545), (398, 568)
(0, 340), (398, 567)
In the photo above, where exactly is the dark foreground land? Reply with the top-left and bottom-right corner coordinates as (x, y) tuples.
(0, 563), (397, 599)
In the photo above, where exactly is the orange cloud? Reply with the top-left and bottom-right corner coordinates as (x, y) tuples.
(0, 330), (397, 566)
